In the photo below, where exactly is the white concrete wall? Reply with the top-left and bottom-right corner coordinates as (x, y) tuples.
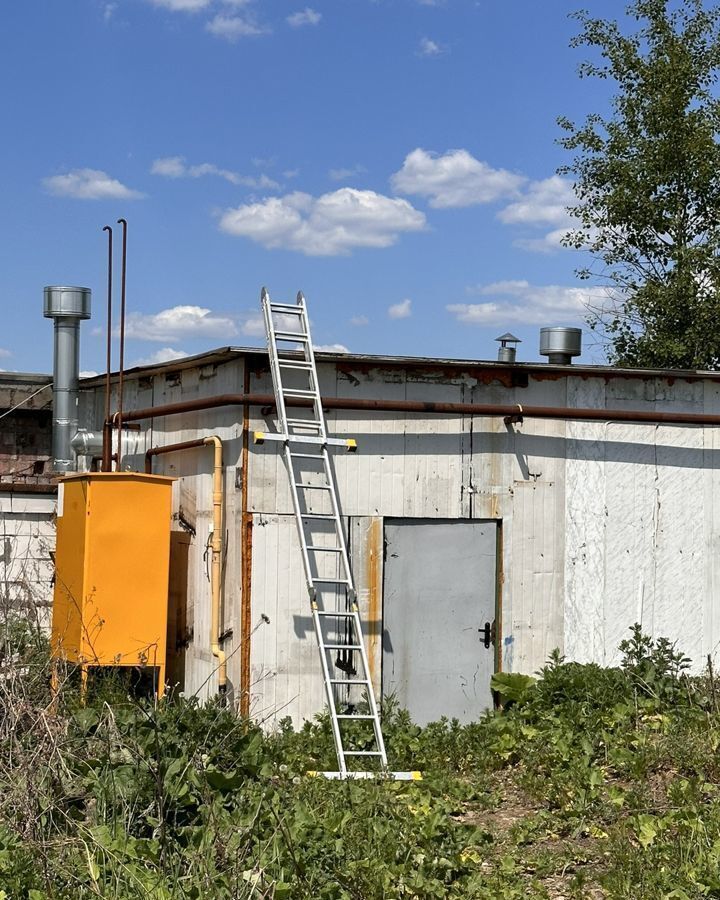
(0, 493), (56, 629)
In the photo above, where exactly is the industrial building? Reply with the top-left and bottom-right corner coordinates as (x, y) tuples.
(3, 287), (720, 728)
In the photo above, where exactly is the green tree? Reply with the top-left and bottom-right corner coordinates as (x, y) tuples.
(559, 0), (720, 369)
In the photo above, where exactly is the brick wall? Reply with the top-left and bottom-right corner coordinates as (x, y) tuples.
(0, 409), (53, 483)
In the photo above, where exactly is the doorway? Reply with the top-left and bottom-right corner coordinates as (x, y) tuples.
(382, 519), (498, 725)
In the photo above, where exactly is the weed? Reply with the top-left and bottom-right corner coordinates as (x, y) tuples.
(0, 620), (719, 897)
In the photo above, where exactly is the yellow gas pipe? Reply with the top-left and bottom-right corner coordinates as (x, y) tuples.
(204, 436), (227, 699)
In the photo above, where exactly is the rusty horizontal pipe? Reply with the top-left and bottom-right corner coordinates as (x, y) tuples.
(112, 392), (720, 428)
(145, 438), (211, 473)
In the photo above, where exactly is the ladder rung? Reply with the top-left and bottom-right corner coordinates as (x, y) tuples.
(330, 678), (369, 684)
(279, 359), (313, 369)
(315, 610), (355, 617)
(270, 303), (304, 313)
(294, 483), (331, 490)
(322, 644), (362, 651)
(335, 714), (376, 719)
(275, 331), (309, 341)
(287, 418), (322, 427)
(343, 751), (383, 757)
(312, 577), (350, 584)
(290, 452), (325, 460)
(307, 545), (342, 552)
(283, 388), (317, 398)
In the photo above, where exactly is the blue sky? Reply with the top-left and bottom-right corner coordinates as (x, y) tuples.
(1, 0), (629, 375)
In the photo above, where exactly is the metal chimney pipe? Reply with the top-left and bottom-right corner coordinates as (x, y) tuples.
(539, 327), (582, 365)
(43, 286), (91, 472)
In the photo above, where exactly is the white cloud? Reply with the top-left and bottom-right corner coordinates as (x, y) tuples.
(151, 157), (186, 178)
(103, 3), (117, 22)
(447, 280), (610, 326)
(43, 168), (144, 201)
(151, 156), (279, 189)
(124, 305), (238, 342)
(79, 370), (100, 378)
(0, 349), (11, 359)
(134, 348), (190, 367)
(287, 7), (322, 27)
(388, 299), (412, 319)
(206, 13), (266, 40)
(329, 164), (366, 181)
(513, 228), (570, 254)
(240, 315), (266, 337)
(283, 168), (300, 179)
(350, 315), (369, 326)
(391, 149), (525, 209)
(418, 37), (444, 57)
(148, 0), (210, 10)
(496, 176), (577, 254)
(219, 188), (426, 256)
(498, 176), (575, 227)
(315, 343), (350, 353)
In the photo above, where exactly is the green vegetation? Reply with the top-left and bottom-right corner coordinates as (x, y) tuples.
(4, 621), (720, 897)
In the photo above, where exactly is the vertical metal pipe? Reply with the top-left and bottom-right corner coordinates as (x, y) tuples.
(102, 225), (113, 471)
(43, 287), (91, 473)
(116, 218), (128, 468)
(240, 363), (253, 718)
(204, 436), (227, 701)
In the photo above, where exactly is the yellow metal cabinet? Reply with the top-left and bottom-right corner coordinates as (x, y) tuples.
(51, 472), (174, 694)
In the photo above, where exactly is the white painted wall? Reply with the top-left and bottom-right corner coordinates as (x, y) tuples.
(0, 493), (56, 629)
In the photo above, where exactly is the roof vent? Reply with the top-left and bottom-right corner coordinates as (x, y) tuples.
(495, 332), (521, 363)
(539, 327), (581, 365)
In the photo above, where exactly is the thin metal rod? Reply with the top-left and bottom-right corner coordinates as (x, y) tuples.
(116, 218), (128, 468)
(109, 392), (720, 428)
(102, 225), (113, 471)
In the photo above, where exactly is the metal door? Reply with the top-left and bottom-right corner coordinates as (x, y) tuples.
(382, 519), (498, 725)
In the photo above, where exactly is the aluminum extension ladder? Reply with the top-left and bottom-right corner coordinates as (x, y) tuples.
(256, 288), (419, 780)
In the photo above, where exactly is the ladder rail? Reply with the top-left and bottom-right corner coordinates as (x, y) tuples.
(262, 289), (292, 434)
(261, 287), (391, 777)
(320, 445), (355, 598)
(351, 610), (388, 760)
(312, 606), (347, 776)
(297, 292), (328, 441)
(282, 441), (317, 599)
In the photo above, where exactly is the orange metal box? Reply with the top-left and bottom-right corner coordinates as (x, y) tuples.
(51, 472), (174, 693)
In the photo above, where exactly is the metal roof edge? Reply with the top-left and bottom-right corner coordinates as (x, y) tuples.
(0, 372), (53, 384)
(76, 345), (720, 383)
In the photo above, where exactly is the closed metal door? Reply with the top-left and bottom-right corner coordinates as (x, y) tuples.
(382, 519), (498, 725)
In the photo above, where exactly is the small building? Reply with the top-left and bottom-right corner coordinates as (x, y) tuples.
(5, 320), (720, 727)
(63, 345), (720, 727)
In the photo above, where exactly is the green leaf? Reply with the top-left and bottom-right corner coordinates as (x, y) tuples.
(205, 768), (245, 791)
(636, 814), (658, 849)
(490, 672), (536, 704)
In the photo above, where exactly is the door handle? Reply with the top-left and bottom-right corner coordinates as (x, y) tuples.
(479, 621), (495, 649)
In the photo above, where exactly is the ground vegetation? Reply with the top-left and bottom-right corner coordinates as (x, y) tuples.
(2, 618), (720, 897)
